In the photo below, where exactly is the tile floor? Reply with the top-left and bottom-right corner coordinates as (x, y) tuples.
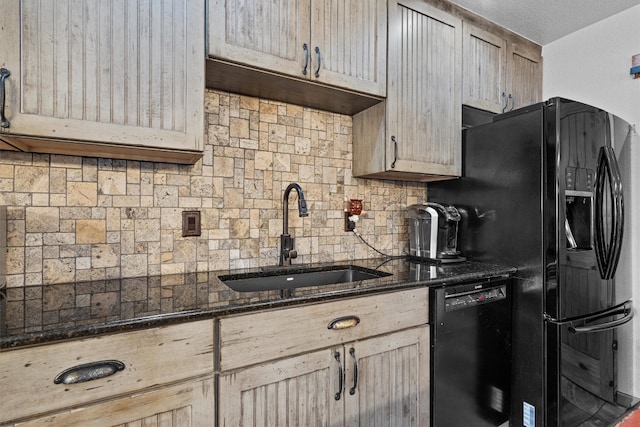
(561, 376), (637, 426)
(562, 398), (628, 426)
(612, 404), (640, 426)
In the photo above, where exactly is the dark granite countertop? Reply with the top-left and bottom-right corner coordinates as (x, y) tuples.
(0, 257), (516, 350)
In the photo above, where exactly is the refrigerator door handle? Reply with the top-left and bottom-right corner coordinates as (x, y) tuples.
(594, 146), (624, 280)
(544, 300), (632, 326)
(569, 304), (633, 334)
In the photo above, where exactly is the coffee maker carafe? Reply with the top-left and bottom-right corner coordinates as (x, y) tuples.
(408, 202), (465, 263)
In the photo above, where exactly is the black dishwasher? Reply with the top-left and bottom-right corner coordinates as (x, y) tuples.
(430, 278), (512, 427)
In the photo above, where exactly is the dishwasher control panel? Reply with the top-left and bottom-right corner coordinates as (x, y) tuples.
(444, 284), (507, 311)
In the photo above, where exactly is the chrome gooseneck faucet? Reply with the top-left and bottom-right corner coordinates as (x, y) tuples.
(280, 183), (308, 266)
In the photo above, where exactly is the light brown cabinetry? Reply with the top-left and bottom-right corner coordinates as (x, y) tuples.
(217, 288), (430, 425)
(0, 320), (215, 426)
(353, 0), (463, 181)
(11, 379), (215, 427)
(0, 0), (205, 164)
(462, 22), (542, 113)
(207, 0), (387, 114)
(506, 41), (543, 110)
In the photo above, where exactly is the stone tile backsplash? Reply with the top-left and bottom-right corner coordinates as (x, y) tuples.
(0, 90), (427, 287)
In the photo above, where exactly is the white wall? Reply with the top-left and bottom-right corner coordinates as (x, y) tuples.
(543, 5), (640, 127)
(543, 5), (640, 401)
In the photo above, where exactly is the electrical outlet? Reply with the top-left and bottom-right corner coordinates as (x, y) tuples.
(344, 212), (356, 232)
(182, 211), (201, 237)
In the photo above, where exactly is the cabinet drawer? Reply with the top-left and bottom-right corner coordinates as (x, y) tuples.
(0, 320), (214, 424)
(13, 378), (215, 427)
(219, 288), (428, 371)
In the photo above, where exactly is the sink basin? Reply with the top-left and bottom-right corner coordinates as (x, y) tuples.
(218, 265), (391, 292)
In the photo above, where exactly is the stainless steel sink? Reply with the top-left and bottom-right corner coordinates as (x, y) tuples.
(218, 265), (391, 292)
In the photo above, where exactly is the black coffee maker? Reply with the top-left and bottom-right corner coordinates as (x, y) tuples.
(407, 202), (465, 263)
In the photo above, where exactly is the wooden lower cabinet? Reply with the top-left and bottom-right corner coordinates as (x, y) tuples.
(11, 378), (215, 427)
(0, 320), (215, 427)
(218, 326), (429, 426)
(0, 321), (214, 424)
(219, 346), (343, 425)
(344, 327), (429, 425)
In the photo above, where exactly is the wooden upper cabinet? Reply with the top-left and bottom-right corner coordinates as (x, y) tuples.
(462, 21), (542, 113)
(309, 0), (387, 96)
(208, 0), (387, 98)
(209, 0), (311, 78)
(507, 41), (543, 110)
(462, 23), (507, 113)
(353, 0), (462, 181)
(0, 0), (205, 164)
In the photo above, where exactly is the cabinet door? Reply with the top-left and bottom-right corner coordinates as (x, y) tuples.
(209, 0), (311, 79)
(310, 0), (386, 96)
(14, 378), (215, 427)
(218, 347), (344, 426)
(507, 42), (542, 110)
(0, 0), (204, 159)
(462, 23), (507, 114)
(387, 0), (462, 177)
(344, 326), (430, 426)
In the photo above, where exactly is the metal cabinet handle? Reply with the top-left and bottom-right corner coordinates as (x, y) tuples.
(501, 93), (515, 112)
(0, 68), (11, 128)
(391, 136), (398, 168)
(314, 46), (322, 78)
(349, 347), (358, 395)
(328, 315), (360, 330)
(334, 351), (344, 401)
(54, 360), (125, 385)
(302, 43), (309, 76)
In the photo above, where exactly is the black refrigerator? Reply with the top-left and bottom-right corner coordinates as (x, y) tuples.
(429, 98), (635, 426)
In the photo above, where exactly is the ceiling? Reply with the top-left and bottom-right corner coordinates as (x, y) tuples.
(446, 0), (640, 45)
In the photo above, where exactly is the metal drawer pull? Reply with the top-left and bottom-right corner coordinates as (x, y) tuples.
(0, 68), (10, 128)
(328, 315), (360, 330)
(349, 347), (358, 395)
(334, 351), (344, 401)
(54, 360), (125, 385)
